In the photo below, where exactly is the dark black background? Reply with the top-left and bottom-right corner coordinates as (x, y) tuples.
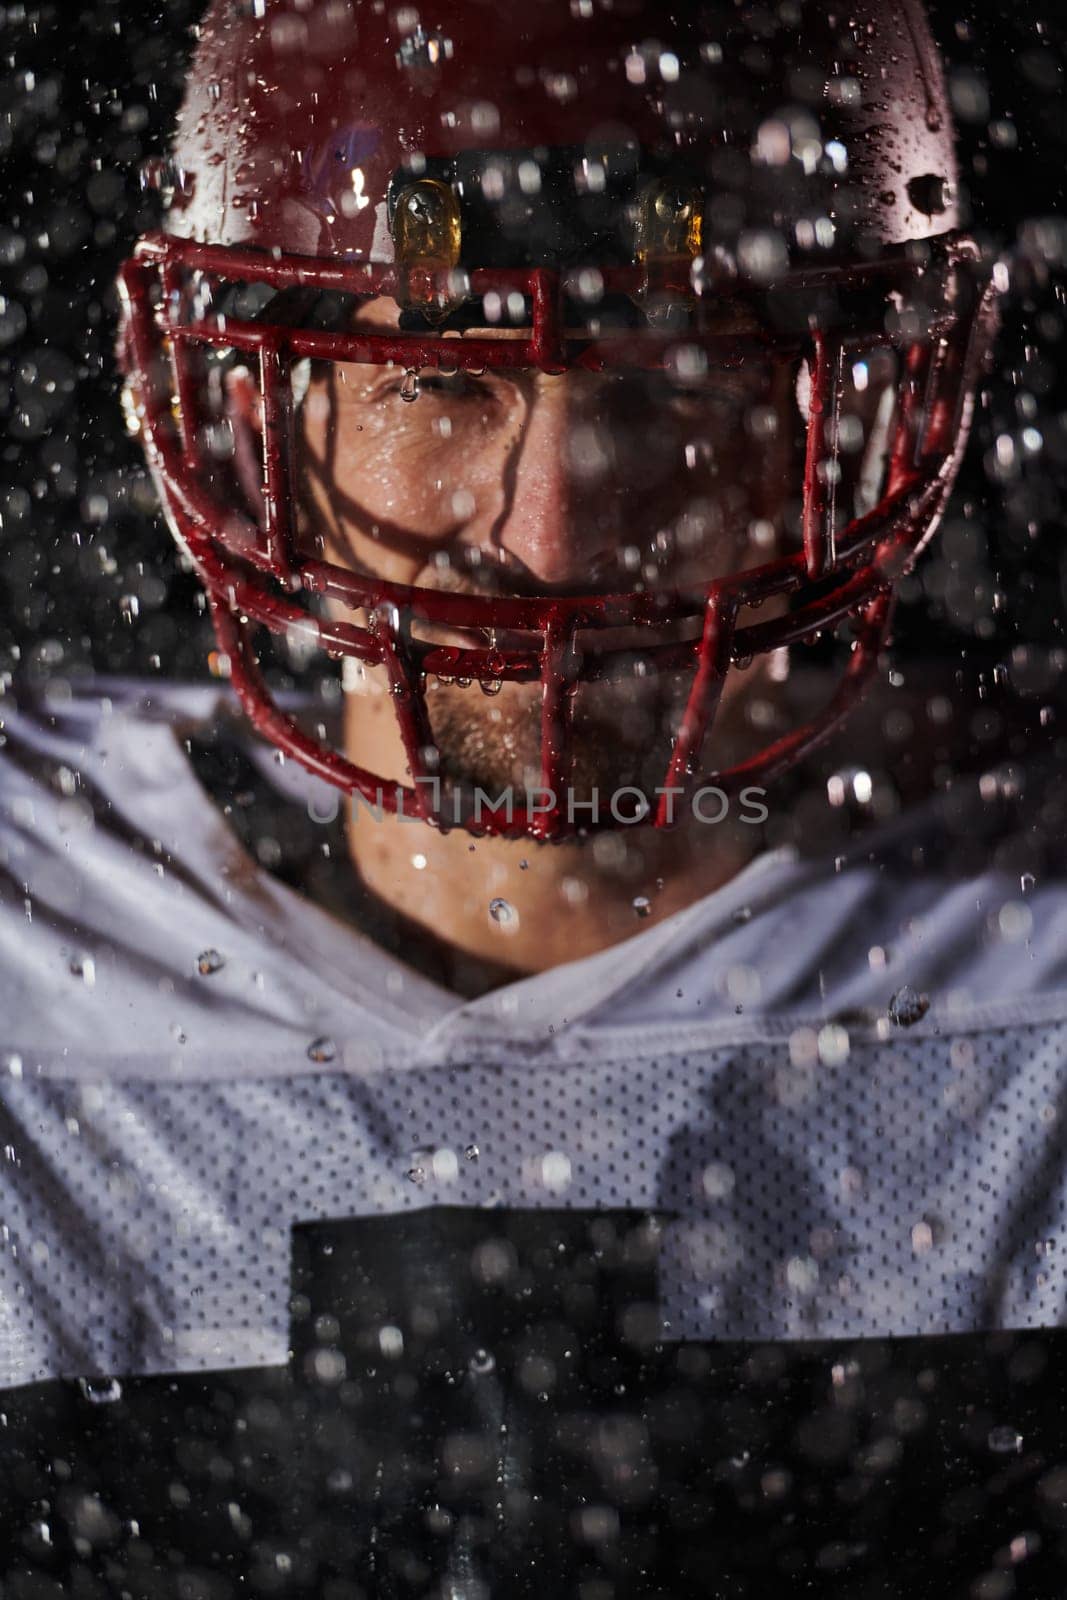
(0, 1), (1066, 692)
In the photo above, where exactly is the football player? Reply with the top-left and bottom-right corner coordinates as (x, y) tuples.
(3, 0), (1065, 1593)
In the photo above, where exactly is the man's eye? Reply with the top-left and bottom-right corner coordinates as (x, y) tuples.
(663, 374), (763, 411)
(611, 373), (757, 418)
(420, 373), (480, 397)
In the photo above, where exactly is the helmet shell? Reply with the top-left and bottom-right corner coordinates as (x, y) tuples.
(167, 0), (960, 264)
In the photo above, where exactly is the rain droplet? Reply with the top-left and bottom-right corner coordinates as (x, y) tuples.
(4, 1054), (22, 1080)
(78, 1377), (123, 1405)
(632, 896), (652, 919)
(489, 898), (516, 925)
(406, 1165), (427, 1185)
(307, 1036), (337, 1063)
(197, 949), (225, 977)
(400, 369), (420, 403)
(69, 954), (96, 987)
(464, 1144), (480, 1162)
(888, 986), (930, 1027)
(988, 1425), (1023, 1455)
(469, 1348), (496, 1375)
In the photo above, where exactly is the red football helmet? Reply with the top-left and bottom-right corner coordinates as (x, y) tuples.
(118, 0), (998, 840)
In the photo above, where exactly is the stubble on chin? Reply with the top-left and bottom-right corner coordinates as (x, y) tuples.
(424, 672), (701, 800)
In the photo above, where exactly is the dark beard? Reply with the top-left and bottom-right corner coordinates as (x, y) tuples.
(424, 671), (700, 802)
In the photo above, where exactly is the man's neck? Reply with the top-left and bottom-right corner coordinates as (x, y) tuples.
(344, 799), (763, 995)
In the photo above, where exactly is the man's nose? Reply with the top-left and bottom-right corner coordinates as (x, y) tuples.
(490, 377), (615, 589)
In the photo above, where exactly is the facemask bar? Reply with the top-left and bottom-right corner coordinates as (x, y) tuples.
(119, 231), (996, 839)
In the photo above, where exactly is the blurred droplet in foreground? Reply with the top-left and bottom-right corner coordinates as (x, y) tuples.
(888, 986), (930, 1028)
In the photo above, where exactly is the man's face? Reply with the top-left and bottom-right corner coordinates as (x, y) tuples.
(293, 295), (793, 800)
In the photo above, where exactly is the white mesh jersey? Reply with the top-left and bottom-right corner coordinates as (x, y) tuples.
(1, 677), (1066, 1389)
